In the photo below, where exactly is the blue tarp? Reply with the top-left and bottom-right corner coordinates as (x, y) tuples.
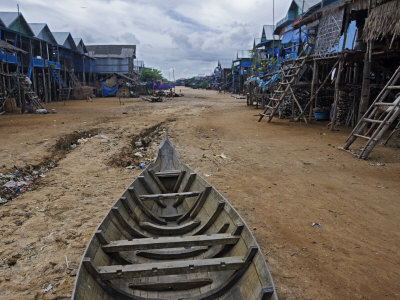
(241, 61), (252, 67)
(102, 80), (119, 97)
(249, 73), (281, 92)
(281, 26), (307, 45)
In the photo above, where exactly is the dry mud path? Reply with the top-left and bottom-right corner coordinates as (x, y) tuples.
(0, 87), (399, 299)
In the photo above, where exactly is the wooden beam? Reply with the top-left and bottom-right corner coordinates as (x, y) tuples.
(102, 233), (239, 253)
(97, 255), (246, 280)
(140, 191), (201, 200)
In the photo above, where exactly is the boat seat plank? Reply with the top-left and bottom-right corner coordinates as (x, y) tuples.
(96, 256), (246, 280)
(102, 233), (239, 252)
(155, 170), (181, 178)
(129, 278), (213, 291)
(139, 191), (201, 200)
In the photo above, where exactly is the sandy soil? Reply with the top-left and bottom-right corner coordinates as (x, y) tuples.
(0, 87), (399, 299)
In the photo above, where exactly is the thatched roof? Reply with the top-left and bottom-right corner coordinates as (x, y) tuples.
(363, 0), (400, 41)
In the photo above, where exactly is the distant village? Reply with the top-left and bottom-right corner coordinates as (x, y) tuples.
(1, 0), (399, 158)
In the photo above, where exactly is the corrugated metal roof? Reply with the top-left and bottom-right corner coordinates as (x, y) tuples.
(262, 25), (280, 41)
(52, 32), (77, 50)
(0, 12), (19, 27)
(29, 23), (46, 36)
(86, 45), (136, 58)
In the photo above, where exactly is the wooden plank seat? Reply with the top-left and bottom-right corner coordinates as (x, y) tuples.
(129, 278), (213, 291)
(83, 247), (260, 299)
(155, 170), (182, 177)
(139, 191), (201, 200)
(91, 255), (247, 280)
(139, 220), (200, 236)
(102, 233), (240, 253)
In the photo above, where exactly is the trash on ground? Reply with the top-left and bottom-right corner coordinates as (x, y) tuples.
(134, 152), (143, 157)
(312, 222), (322, 227)
(377, 162), (385, 166)
(42, 284), (53, 292)
(216, 153), (227, 159)
(35, 109), (48, 114)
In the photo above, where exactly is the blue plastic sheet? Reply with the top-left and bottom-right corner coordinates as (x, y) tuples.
(102, 80), (119, 97)
(249, 73), (281, 92)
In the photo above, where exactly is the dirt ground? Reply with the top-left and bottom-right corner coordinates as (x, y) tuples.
(0, 87), (399, 299)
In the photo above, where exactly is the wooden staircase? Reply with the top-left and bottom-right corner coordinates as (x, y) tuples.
(342, 66), (400, 159)
(17, 75), (45, 109)
(258, 54), (309, 123)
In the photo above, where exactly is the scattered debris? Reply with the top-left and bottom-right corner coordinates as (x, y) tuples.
(312, 222), (322, 227)
(42, 284), (53, 293)
(65, 255), (73, 270)
(376, 185), (386, 189)
(35, 108), (48, 114)
(290, 252), (297, 256)
(70, 144), (77, 149)
(377, 162), (385, 166)
(216, 153), (227, 159)
(204, 173), (211, 177)
(134, 152), (143, 158)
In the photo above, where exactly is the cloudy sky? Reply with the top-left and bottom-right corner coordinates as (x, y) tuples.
(2, 0), (290, 78)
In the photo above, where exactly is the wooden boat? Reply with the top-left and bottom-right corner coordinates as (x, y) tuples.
(72, 135), (277, 299)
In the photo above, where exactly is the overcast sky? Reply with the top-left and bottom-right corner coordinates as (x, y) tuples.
(2, 0), (289, 78)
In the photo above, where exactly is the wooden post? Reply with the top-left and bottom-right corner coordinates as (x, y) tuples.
(358, 40), (372, 121)
(40, 41), (48, 103)
(309, 59), (318, 121)
(330, 8), (350, 130)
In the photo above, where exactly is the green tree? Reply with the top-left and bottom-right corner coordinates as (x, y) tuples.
(140, 68), (163, 84)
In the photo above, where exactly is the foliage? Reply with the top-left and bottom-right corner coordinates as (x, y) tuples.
(139, 68), (164, 84)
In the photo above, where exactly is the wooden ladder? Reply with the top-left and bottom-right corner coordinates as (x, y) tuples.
(258, 55), (309, 123)
(18, 76), (45, 109)
(342, 66), (400, 159)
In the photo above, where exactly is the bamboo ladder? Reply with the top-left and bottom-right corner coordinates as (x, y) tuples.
(258, 47), (311, 123)
(341, 65), (400, 159)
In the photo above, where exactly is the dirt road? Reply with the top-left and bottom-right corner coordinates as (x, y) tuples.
(0, 87), (399, 299)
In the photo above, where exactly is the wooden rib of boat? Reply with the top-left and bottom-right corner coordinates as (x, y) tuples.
(72, 135), (277, 300)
